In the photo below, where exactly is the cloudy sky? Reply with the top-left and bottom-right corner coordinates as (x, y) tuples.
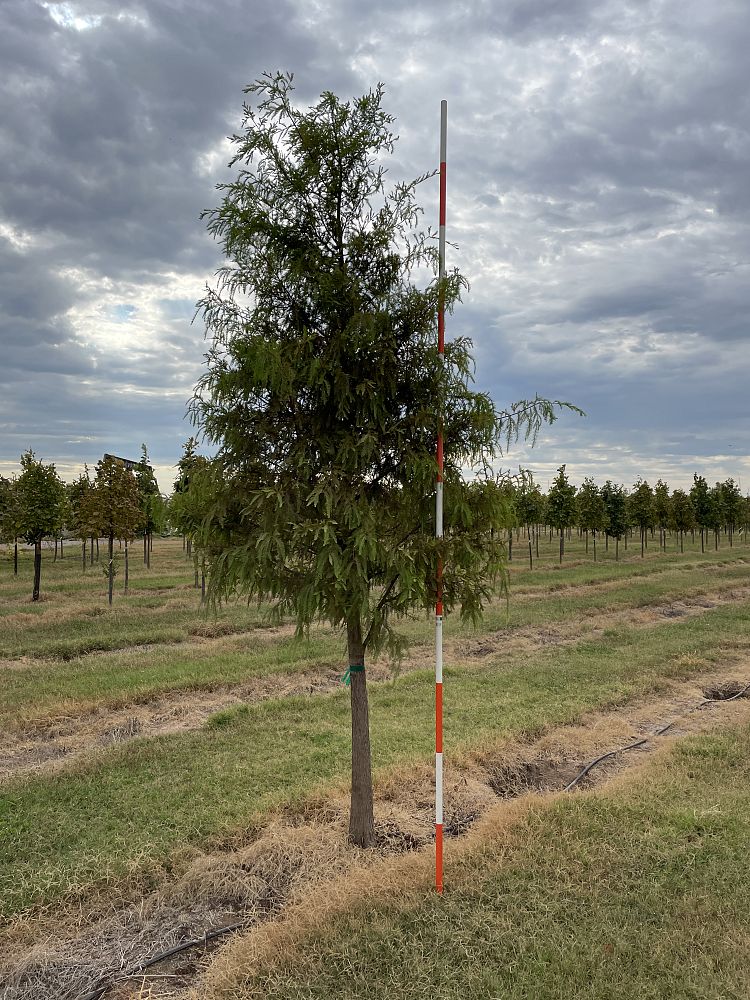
(2, 0), (749, 493)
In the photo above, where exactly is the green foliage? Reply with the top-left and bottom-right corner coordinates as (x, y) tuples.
(689, 474), (714, 531)
(14, 450), (66, 544)
(545, 465), (577, 532)
(0, 475), (21, 544)
(90, 456), (143, 542)
(136, 443), (162, 535)
(191, 72), (571, 658)
(718, 478), (743, 531)
(669, 489), (695, 534)
(173, 436), (200, 494)
(515, 475), (546, 528)
(576, 477), (607, 534)
(66, 468), (95, 541)
(600, 481), (628, 540)
(653, 479), (671, 529)
(628, 478), (654, 532)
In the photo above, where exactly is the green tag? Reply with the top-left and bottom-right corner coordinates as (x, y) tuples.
(342, 664), (365, 686)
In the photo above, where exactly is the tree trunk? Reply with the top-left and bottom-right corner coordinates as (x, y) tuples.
(347, 617), (375, 848)
(508, 530), (512, 562)
(95, 537), (99, 560)
(201, 569), (206, 605)
(90, 536), (95, 565)
(701, 529), (704, 553)
(124, 539), (129, 595)
(14, 538), (18, 576)
(82, 539), (86, 572)
(146, 534), (151, 569)
(144, 533), (148, 565)
(616, 536), (619, 561)
(60, 536), (64, 559)
(528, 540), (533, 570)
(641, 527), (645, 559)
(54, 537), (58, 562)
(32, 540), (42, 601)
(585, 530), (588, 554)
(559, 532), (564, 564)
(680, 530), (684, 554)
(108, 533), (114, 606)
(593, 532), (597, 562)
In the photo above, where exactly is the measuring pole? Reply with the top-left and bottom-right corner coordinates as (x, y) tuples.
(435, 99), (447, 895)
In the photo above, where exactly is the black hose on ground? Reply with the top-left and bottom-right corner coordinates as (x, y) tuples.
(76, 920), (245, 1000)
(563, 681), (750, 792)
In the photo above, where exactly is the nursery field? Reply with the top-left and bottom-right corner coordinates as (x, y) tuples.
(1, 533), (750, 999)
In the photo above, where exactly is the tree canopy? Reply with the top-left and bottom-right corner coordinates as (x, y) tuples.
(191, 72), (576, 844)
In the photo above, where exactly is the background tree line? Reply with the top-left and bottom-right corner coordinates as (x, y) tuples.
(510, 466), (750, 563)
(0, 445), (167, 602)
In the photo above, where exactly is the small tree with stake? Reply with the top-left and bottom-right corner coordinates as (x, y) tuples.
(136, 444), (161, 567)
(546, 465), (577, 562)
(669, 489), (694, 553)
(90, 456), (143, 604)
(15, 450), (66, 601)
(576, 477), (607, 557)
(191, 72), (576, 846)
(601, 481), (628, 560)
(629, 478), (655, 558)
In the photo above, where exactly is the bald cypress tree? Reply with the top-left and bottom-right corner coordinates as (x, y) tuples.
(191, 72), (574, 846)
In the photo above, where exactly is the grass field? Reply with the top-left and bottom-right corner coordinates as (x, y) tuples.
(1, 532), (749, 998)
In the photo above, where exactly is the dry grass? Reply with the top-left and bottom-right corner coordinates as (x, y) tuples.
(5, 662), (750, 1000)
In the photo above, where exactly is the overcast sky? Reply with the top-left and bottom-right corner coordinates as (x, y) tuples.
(2, 0), (749, 494)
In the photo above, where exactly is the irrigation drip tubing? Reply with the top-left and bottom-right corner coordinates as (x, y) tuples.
(76, 920), (245, 1000)
(563, 680), (750, 792)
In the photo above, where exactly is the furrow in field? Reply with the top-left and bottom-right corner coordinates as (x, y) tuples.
(3, 661), (750, 1000)
(2, 585), (749, 779)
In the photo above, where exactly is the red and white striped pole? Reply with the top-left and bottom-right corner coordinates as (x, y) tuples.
(435, 98), (447, 895)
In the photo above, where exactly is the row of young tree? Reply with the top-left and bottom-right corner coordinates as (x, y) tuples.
(511, 465), (750, 561)
(0, 446), (164, 602)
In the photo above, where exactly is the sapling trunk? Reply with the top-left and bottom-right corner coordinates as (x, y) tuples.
(82, 539), (86, 572)
(347, 617), (375, 848)
(124, 538), (129, 595)
(108, 533), (114, 606)
(32, 540), (42, 601)
(14, 539), (18, 576)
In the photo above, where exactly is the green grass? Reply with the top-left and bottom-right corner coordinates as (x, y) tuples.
(2, 599), (749, 920)
(2, 541), (748, 728)
(0, 631), (343, 729)
(219, 721), (750, 1000)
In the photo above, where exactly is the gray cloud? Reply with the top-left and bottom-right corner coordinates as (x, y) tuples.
(1, 0), (749, 494)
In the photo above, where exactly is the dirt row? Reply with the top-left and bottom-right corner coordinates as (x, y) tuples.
(2, 585), (750, 781)
(3, 659), (750, 1000)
